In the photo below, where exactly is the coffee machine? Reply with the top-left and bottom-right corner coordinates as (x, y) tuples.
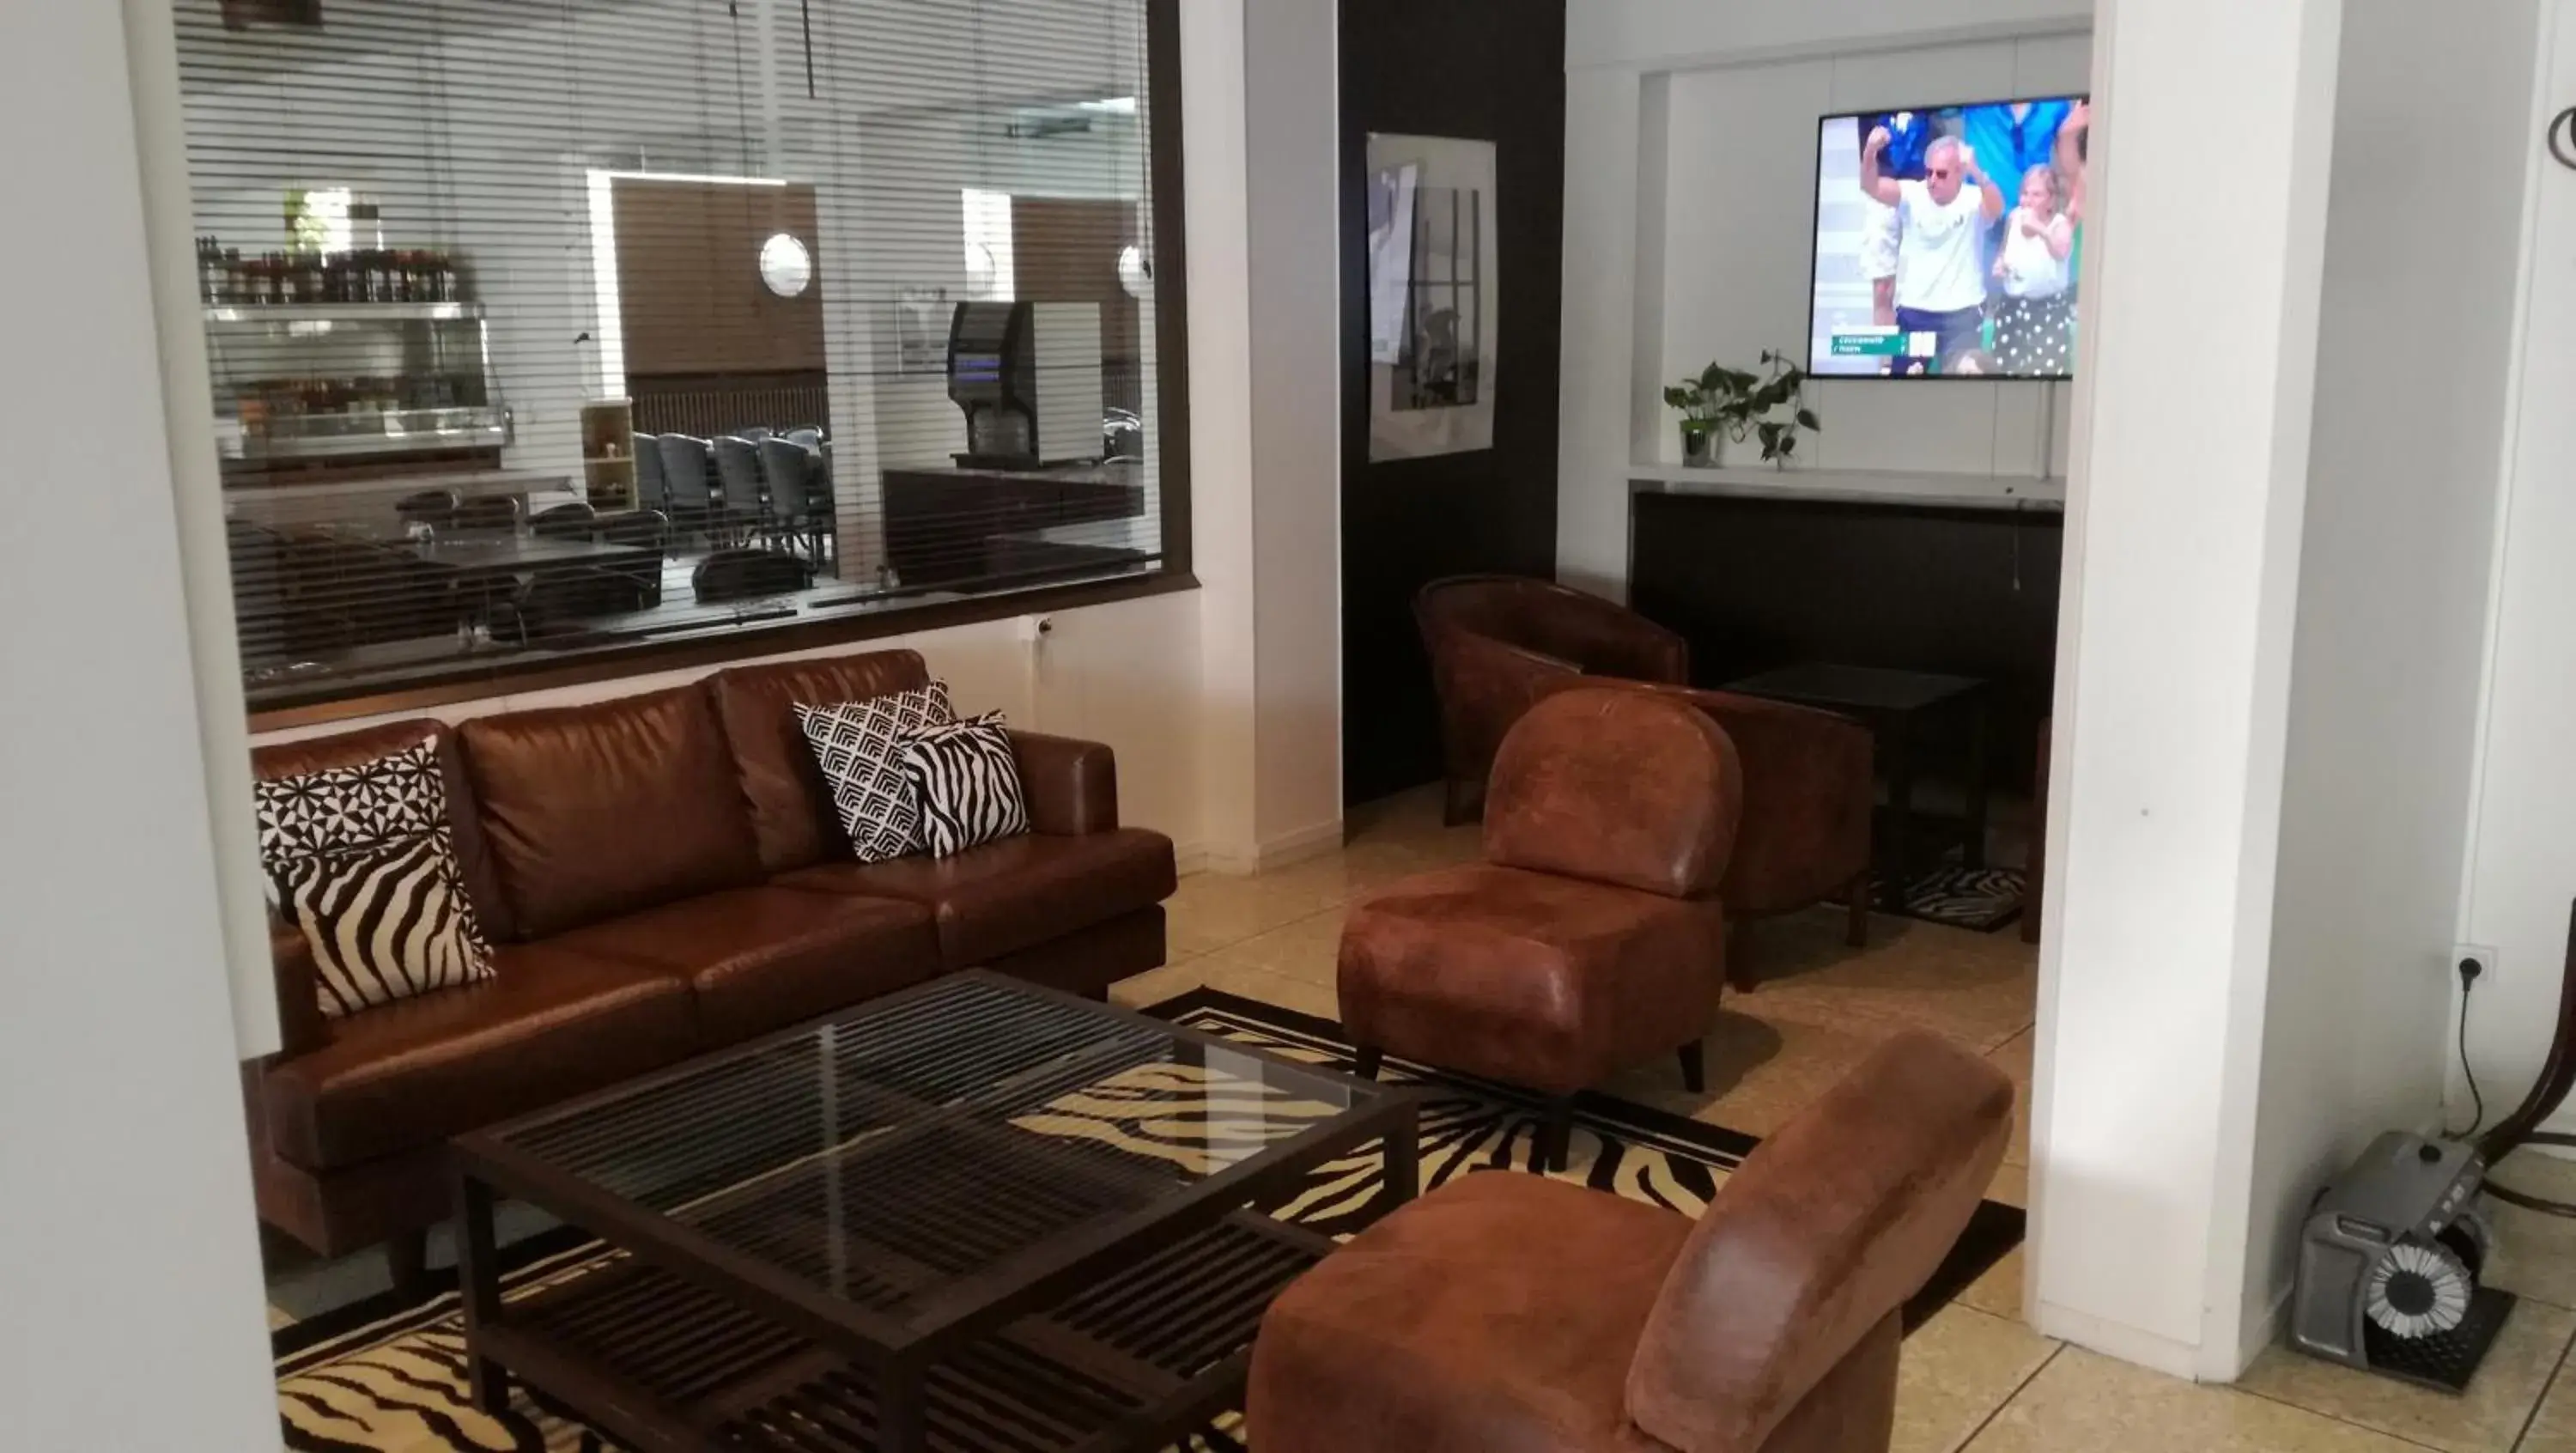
(945, 301), (1103, 470)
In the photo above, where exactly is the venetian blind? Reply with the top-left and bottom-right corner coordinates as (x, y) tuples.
(178, 0), (1173, 714)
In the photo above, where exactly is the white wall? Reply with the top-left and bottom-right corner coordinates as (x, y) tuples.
(2029, 0), (2342, 1381)
(2457, 0), (2576, 1147)
(2243, 0), (2542, 1353)
(0, 1), (281, 1445)
(1556, 0), (2092, 598)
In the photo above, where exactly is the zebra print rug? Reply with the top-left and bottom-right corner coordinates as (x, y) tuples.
(272, 989), (2023, 1451)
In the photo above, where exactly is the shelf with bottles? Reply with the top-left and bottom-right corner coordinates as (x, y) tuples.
(196, 236), (469, 312)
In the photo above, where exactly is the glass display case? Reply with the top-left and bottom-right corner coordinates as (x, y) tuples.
(204, 301), (511, 465)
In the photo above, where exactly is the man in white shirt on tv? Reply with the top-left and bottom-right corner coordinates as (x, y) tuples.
(1861, 129), (2005, 370)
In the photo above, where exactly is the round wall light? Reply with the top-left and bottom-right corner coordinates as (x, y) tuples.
(760, 232), (813, 298)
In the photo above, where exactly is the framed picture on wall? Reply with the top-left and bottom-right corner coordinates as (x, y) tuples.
(1367, 134), (1498, 460)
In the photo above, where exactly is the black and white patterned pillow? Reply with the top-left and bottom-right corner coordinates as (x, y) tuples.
(795, 682), (955, 862)
(255, 737), (448, 863)
(902, 714), (1030, 859)
(275, 829), (496, 1018)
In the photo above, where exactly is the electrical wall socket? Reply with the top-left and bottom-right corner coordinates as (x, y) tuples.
(2455, 945), (2500, 985)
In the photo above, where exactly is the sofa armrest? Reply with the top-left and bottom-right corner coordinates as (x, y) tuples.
(266, 914), (329, 1061)
(1011, 730), (1120, 835)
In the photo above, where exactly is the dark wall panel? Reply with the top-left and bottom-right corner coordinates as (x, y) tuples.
(1340, 0), (1567, 806)
(1629, 491), (2063, 785)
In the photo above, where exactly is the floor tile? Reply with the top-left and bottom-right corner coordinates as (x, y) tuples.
(1163, 871), (1342, 960)
(1985, 1162), (2029, 1211)
(1608, 1007), (1903, 1138)
(1892, 1304), (2059, 1453)
(1197, 960), (1340, 1023)
(2487, 1152), (2576, 1312)
(1108, 958), (1208, 1012)
(1966, 1348), (2432, 1453)
(2238, 1299), (2573, 1453)
(2521, 1344), (2576, 1451)
(1736, 911), (2038, 1055)
(1959, 1243), (2026, 1321)
(1200, 908), (1345, 987)
(1987, 1028), (2033, 1168)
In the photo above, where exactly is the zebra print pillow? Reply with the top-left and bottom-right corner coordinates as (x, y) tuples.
(276, 829), (495, 1018)
(795, 682), (957, 862)
(258, 739), (494, 1018)
(901, 714), (1030, 858)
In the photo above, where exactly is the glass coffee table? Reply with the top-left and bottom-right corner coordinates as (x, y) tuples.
(452, 971), (1417, 1452)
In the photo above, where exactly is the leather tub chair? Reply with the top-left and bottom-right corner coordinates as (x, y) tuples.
(1564, 680), (1877, 985)
(1338, 686), (1743, 1170)
(1247, 1030), (2014, 1453)
(1416, 575), (1692, 825)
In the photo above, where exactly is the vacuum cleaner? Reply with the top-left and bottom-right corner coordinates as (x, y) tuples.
(2288, 899), (2576, 1391)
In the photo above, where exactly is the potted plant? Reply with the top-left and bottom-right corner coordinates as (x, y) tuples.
(1664, 350), (1822, 468)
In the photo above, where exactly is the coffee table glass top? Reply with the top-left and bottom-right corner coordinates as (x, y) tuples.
(1726, 661), (1986, 714)
(471, 973), (1371, 1334)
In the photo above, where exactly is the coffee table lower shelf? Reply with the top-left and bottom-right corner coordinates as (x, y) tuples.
(477, 1210), (1330, 1452)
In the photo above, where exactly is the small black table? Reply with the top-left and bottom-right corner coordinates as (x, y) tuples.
(1724, 663), (1991, 908)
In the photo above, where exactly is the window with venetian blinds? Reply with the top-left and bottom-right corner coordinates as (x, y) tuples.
(180, 0), (1184, 717)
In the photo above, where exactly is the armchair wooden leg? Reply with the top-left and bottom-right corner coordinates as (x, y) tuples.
(386, 1228), (432, 1305)
(1534, 1097), (1575, 1174)
(1352, 1046), (1383, 1081)
(1679, 1039), (1705, 1094)
(1726, 917), (1757, 993)
(1846, 872), (1872, 949)
(1442, 775), (1478, 827)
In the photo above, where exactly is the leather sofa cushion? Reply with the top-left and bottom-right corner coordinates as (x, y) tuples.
(1338, 863), (1725, 1095)
(1248, 1171), (1692, 1453)
(264, 943), (697, 1170)
(775, 828), (1176, 969)
(459, 685), (764, 938)
(252, 717), (516, 942)
(705, 649), (934, 874)
(551, 887), (943, 1043)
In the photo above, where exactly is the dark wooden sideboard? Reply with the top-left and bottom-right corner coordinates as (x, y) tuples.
(1627, 480), (2063, 788)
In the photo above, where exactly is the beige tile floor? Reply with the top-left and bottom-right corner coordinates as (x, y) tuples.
(1123, 786), (2576, 1453)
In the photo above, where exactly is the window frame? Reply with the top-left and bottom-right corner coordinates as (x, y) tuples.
(234, 0), (1194, 733)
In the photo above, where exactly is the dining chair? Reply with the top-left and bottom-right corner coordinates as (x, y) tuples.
(757, 435), (828, 565)
(596, 508), (671, 609)
(530, 502), (598, 540)
(714, 435), (771, 545)
(632, 433), (667, 512)
(656, 435), (720, 543)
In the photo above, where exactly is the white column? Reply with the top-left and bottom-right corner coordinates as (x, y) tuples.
(2029, 0), (2343, 1380)
(0, 2), (281, 1447)
(1188, 0), (1344, 871)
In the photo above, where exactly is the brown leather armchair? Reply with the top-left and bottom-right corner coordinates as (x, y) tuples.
(1417, 575), (1692, 824)
(1247, 1030), (2014, 1453)
(1340, 687), (1742, 1170)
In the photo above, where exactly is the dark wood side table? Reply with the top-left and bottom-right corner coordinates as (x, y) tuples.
(1724, 662), (1992, 909)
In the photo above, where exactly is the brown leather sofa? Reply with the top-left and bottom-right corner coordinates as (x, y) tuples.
(1417, 575), (1692, 824)
(1247, 1030), (2014, 1453)
(243, 647), (1176, 1292)
(1339, 688), (1742, 1170)
(1419, 577), (1874, 976)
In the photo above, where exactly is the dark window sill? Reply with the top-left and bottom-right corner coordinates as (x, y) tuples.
(245, 567), (1201, 734)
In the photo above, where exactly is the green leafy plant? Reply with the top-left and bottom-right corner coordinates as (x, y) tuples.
(1663, 350), (1821, 466)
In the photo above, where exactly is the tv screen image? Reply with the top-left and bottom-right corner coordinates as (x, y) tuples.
(1808, 94), (2091, 380)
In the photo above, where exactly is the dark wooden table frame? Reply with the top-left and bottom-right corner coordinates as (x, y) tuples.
(452, 971), (1419, 1452)
(1725, 666), (1993, 909)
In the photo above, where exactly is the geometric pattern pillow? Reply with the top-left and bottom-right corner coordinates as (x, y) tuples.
(901, 713), (1030, 859)
(795, 681), (955, 863)
(254, 736), (448, 865)
(274, 828), (495, 1018)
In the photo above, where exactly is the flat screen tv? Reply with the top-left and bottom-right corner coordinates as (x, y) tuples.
(1807, 94), (2091, 380)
